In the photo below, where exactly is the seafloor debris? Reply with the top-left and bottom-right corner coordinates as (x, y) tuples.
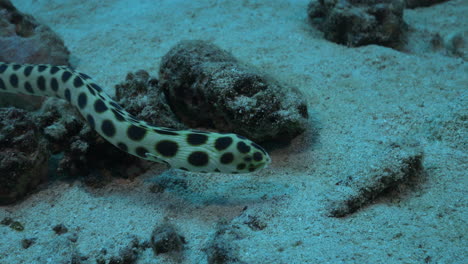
(150, 224), (186, 255)
(327, 140), (424, 217)
(52, 223), (69, 235)
(0, 108), (49, 205)
(159, 40), (308, 142)
(1, 216), (25, 231)
(21, 237), (36, 249)
(0, 0), (70, 110)
(114, 70), (185, 130)
(307, 0), (407, 48)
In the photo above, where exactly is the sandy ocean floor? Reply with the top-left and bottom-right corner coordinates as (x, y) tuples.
(1, 0), (467, 263)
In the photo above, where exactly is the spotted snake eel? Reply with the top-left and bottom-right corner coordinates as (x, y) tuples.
(0, 62), (270, 173)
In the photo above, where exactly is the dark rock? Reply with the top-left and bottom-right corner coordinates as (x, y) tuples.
(10, 220), (24, 231)
(0, 108), (49, 205)
(0, 216), (12, 225)
(159, 40), (308, 142)
(150, 224), (185, 255)
(114, 70), (185, 130)
(52, 223), (68, 235)
(21, 237), (36, 249)
(307, 0), (407, 48)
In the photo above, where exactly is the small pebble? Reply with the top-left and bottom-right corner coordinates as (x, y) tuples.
(150, 224), (185, 255)
(21, 238), (36, 249)
(52, 223), (68, 235)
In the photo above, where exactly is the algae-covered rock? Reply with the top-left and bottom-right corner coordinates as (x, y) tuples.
(159, 40), (308, 142)
(114, 70), (185, 130)
(307, 0), (407, 48)
(0, 108), (49, 204)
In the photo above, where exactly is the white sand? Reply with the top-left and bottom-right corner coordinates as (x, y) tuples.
(1, 0), (466, 263)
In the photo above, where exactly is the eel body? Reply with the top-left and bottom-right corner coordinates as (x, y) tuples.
(0, 62), (270, 173)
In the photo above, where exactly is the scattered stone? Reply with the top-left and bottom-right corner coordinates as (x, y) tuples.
(10, 220), (24, 231)
(114, 70), (185, 130)
(21, 237), (36, 249)
(1, 217), (25, 231)
(159, 40), (308, 142)
(307, 0), (407, 48)
(0, 108), (49, 205)
(150, 224), (185, 255)
(52, 223), (68, 235)
(327, 139), (424, 217)
(405, 0), (448, 8)
(0, 216), (12, 225)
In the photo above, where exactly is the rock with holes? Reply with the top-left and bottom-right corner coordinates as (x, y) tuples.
(36, 98), (147, 179)
(0, 108), (49, 205)
(307, 0), (407, 48)
(114, 70), (185, 130)
(159, 40), (308, 142)
(0, 0), (70, 110)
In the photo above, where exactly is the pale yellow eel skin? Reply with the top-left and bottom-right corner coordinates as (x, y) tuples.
(0, 62), (270, 173)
